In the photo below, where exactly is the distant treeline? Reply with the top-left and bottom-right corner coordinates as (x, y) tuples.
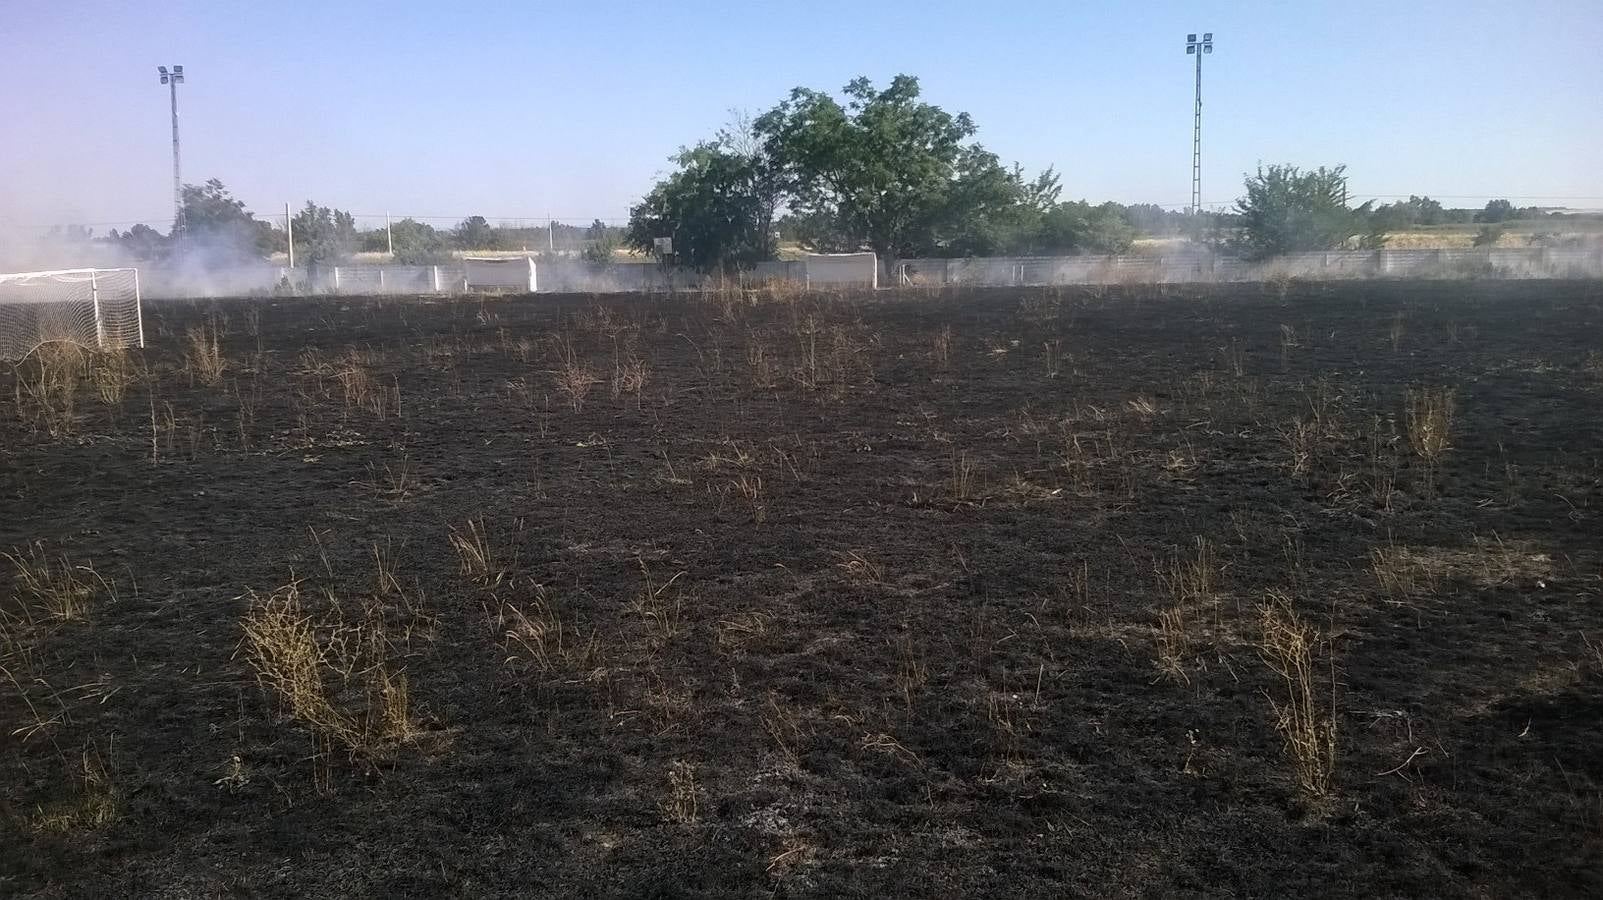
(1367, 196), (1560, 229)
(81, 186), (629, 269)
(39, 115), (1590, 275)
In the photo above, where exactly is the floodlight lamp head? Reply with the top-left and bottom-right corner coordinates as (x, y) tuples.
(1187, 33), (1197, 42)
(173, 65), (184, 82)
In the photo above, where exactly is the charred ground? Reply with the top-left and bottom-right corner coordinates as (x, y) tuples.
(2, 280), (1601, 897)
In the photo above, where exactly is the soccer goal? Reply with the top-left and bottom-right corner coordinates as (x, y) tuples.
(0, 268), (145, 361)
(803, 252), (878, 289)
(462, 256), (537, 292)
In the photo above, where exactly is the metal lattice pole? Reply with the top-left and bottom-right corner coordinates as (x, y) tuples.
(1192, 48), (1202, 213)
(158, 66), (186, 236)
(1185, 34), (1213, 222)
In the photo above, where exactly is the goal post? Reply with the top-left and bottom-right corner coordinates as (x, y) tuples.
(0, 268), (144, 361)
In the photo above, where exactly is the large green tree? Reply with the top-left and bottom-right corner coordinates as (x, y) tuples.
(1474, 199), (1526, 224)
(755, 75), (996, 272)
(106, 223), (170, 261)
(1371, 195), (1447, 230)
(1036, 201), (1137, 255)
(453, 216), (499, 250)
(936, 158), (1053, 257)
(581, 218), (621, 264)
(625, 142), (777, 273)
(178, 178), (276, 263)
(1232, 164), (1374, 259)
(386, 218), (451, 265)
(291, 202), (358, 272)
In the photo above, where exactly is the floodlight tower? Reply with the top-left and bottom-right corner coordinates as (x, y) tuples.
(158, 65), (185, 235)
(1185, 33), (1212, 218)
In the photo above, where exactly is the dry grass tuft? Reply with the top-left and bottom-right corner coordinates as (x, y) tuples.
(1258, 590), (1338, 798)
(1152, 537), (1220, 684)
(448, 518), (507, 586)
(4, 543), (112, 622)
(663, 759), (699, 824)
(30, 745), (121, 834)
(497, 584), (598, 676)
(732, 473), (767, 524)
(1043, 339), (1064, 379)
(1282, 417), (1320, 476)
(836, 550), (887, 586)
(716, 610), (771, 650)
(1154, 606), (1190, 685)
(89, 347), (136, 405)
(745, 335), (777, 388)
(369, 455), (418, 502)
(1405, 387), (1455, 490)
(1370, 543), (1434, 603)
(13, 342), (86, 436)
(551, 339), (598, 410)
(186, 324), (227, 384)
(894, 635), (927, 709)
(948, 449), (980, 502)
(760, 693), (805, 767)
(239, 579), (419, 759)
(629, 564), (686, 646)
(1160, 536), (1220, 606)
(986, 690), (1034, 769)
(928, 325), (953, 368)
(337, 350), (401, 418)
(610, 353), (650, 401)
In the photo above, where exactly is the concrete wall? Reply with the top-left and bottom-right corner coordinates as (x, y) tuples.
(137, 246), (1603, 298)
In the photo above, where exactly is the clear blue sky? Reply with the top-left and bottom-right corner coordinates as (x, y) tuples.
(3, 0), (1600, 232)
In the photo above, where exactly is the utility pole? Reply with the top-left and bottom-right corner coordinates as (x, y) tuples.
(1185, 33), (1213, 224)
(157, 65), (186, 239)
(285, 203), (295, 268)
(386, 213), (394, 256)
(548, 214), (554, 254)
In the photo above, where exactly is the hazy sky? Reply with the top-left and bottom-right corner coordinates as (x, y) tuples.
(3, 0), (1600, 233)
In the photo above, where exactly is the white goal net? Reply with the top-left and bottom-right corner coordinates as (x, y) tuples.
(0, 268), (144, 361)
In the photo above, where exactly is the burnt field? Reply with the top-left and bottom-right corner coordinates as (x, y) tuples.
(2, 280), (1601, 897)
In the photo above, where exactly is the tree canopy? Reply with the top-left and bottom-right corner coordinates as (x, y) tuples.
(176, 179), (276, 265)
(754, 75), (995, 268)
(582, 219), (621, 263)
(292, 202), (358, 270)
(625, 142), (777, 272)
(454, 216), (499, 251)
(386, 218), (452, 265)
(628, 75), (1145, 271)
(1232, 165), (1376, 259)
